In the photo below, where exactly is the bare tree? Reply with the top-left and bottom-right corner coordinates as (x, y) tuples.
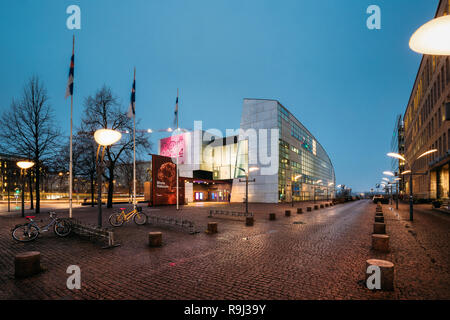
(116, 150), (148, 201)
(0, 76), (61, 214)
(81, 86), (151, 208)
(52, 126), (98, 206)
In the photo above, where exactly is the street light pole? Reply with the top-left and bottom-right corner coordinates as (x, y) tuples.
(238, 167), (258, 214)
(292, 175), (302, 207)
(396, 180), (399, 210)
(94, 129), (122, 228)
(245, 174), (249, 214)
(97, 155), (103, 227)
(409, 173), (413, 221)
(387, 150), (437, 222)
(16, 161), (34, 217)
(21, 169), (25, 217)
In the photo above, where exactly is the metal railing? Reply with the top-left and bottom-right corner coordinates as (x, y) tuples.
(208, 209), (253, 219)
(145, 213), (198, 234)
(68, 218), (119, 248)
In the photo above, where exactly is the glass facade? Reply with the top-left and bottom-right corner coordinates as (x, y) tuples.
(199, 137), (248, 180)
(277, 104), (335, 201)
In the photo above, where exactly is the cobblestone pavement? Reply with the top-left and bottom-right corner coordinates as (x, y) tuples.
(0, 199), (449, 299)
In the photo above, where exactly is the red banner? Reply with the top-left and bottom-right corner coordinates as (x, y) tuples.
(151, 154), (184, 206)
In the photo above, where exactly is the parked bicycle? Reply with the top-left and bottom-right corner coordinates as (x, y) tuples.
(109, 206), (147, 227)
(12, 212), (72, 242)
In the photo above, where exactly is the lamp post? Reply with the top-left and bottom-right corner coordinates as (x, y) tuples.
(313, 180), (322, 203)
(383, 171), (395, 206)
(16, 161), (34, 217)
(292, 174), (302, 207)
(394, 177), (401, 210)
(237, 166), (258, 214)
(387, 149), (437, 221)
(94, 129), (122, 227)
(327, 182), (334, 201)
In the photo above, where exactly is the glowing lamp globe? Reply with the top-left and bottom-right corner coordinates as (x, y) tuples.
(17, 161), (34, 169)
(94, 129), (122, 146)
(410, 15), (450, 55)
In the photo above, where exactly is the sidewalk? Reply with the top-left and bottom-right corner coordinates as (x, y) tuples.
(374, 201), (450, 299)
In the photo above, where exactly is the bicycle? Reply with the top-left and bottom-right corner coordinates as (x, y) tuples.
(12, 212), (72, 242)
(109, 206), (147, 227)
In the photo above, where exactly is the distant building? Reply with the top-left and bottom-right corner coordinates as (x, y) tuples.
(403, 0), (450, 199)
(0, 153), (23, 199)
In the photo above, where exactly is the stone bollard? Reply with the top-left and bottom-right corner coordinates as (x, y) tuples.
(375, 216), (384, 223)
(373, 222), (386, 234)
(148, 232), (163, 247)
(269, 213), (276, 221)
(285, 210), (291, 217)
(365, 259), (394, 291)
(297, 208), (303, 214)
(372, 234), (390, 252)
(246, 216), (254, 226)
(320, 204), (324, 208)
(314, 205), (319, 210)
(307, 207), (312, 212)
(207, 222), (218, 234)
(15, 251), (41, 278)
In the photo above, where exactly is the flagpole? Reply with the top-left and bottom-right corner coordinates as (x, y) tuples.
(176, 88), (179, 211)
(69, 35), (74, 219)
(133, 67), (136, 208)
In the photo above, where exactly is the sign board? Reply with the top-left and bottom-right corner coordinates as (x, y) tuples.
(151, 154), (184, 206)
(159, 133), (186, 164)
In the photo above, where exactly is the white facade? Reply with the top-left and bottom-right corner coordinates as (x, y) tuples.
(230, 99), (279, 203)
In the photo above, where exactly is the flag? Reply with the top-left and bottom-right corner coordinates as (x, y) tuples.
(173, 94), (178, 127)
(65, 39), (74, 99)
(127, 69), (136, 118)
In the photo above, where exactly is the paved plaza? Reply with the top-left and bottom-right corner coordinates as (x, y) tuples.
(0, 200), (449, 299)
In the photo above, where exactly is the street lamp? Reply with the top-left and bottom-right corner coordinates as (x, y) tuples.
(383, 171), (395, 177)
(410, 15), (450, 55)
(387, 149), (437, 221)
(327, 182), (334, 201)
(237, 166), (259, 214)
(94, 128), (122, 227)
(16, 161), (35, 217)
(313, 180), (322, 203)
(291, 174), (302, 207)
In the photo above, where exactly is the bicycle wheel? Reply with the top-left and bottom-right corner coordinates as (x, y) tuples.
(109, 213), (124, 227)
(54, 219), (72, 237)
(133, 212), (147, 225)
(12, 224), (39, 242)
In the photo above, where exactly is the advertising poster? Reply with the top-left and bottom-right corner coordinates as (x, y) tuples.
(151, 154), (184, 206)
(159, 133), (186, 164)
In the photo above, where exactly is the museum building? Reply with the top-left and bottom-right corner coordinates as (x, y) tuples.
(153, 99), (335, 204)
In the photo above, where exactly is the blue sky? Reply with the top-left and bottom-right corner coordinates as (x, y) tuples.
(0, 0), (439, 192)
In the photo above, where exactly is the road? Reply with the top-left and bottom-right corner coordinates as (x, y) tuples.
(0, 199), (448, 299)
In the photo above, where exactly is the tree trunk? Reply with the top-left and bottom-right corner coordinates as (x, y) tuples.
(35, 163), (40, 214)
(28, 169), (34, 210)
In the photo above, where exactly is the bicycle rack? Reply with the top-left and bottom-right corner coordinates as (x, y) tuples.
(68, 218), (120, 249)
(143, 211), (198, 234)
